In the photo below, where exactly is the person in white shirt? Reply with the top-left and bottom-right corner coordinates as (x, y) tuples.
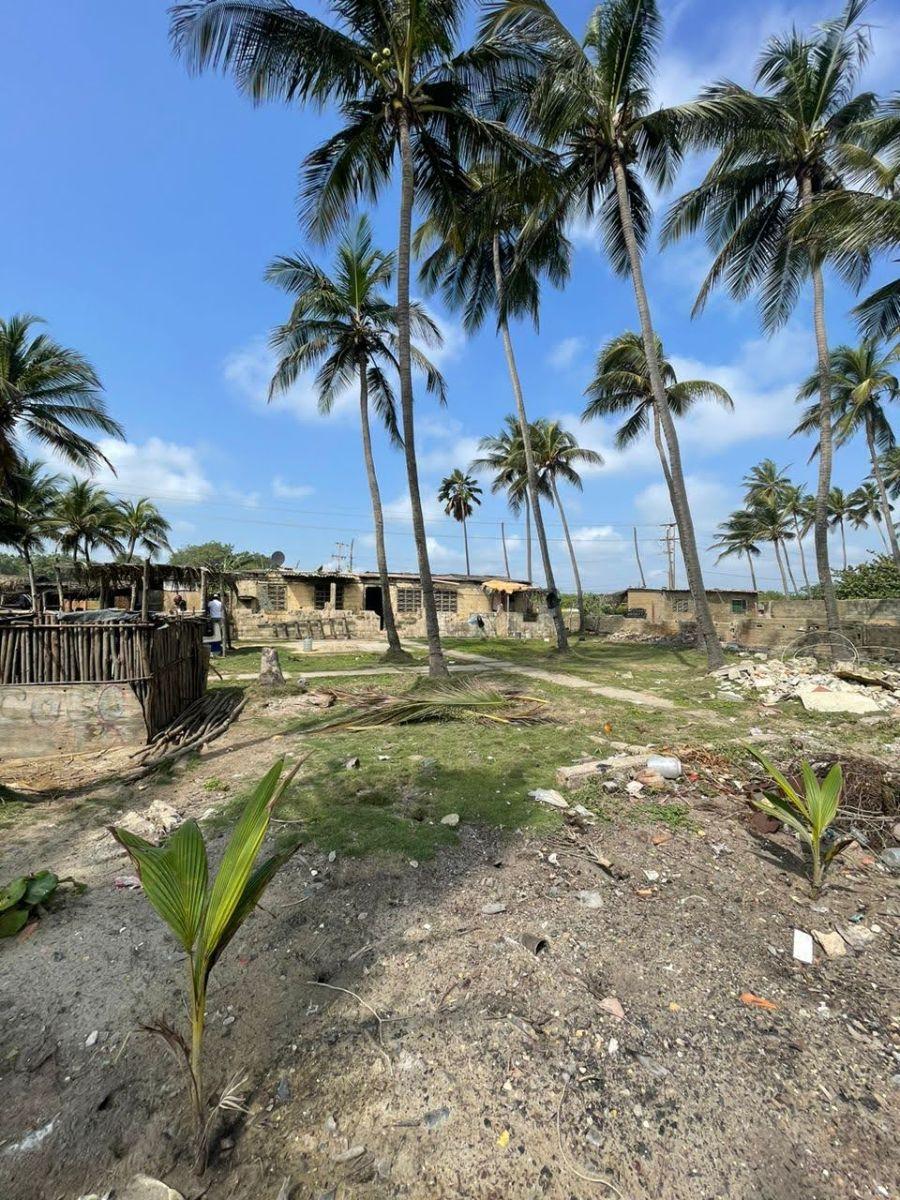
(207, 594), (224, 654)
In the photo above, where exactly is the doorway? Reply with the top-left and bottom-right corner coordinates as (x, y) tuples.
(364, 585), (384, 629)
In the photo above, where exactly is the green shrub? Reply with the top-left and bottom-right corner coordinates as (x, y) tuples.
(0, 870), (84, 937)
(835, 553), (900, 599)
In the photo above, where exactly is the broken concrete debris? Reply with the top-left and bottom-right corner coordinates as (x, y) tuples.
(528, 788), (569, 810)
(711, 657), (900, 714)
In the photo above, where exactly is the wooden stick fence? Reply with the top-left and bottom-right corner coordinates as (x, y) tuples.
(0, 614), (208, 737)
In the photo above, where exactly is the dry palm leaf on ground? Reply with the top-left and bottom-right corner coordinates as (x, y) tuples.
(310, 676), (548, 730)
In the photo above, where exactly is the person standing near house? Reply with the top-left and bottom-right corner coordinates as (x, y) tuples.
(207, 593), (225, 655)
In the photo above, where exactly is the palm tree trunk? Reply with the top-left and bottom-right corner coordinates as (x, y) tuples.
(746, 552), (758, 592)
(865, 411), (900, 564)
(802, 178), (843, 657)
(24, 550), (38, 613)
(397, 109), (447, 677)
(611, 153), (723, 668)
(781, 541), (800, 594)
(501, 522), (511, 578)
(840, 519), (847, 571)
(462, 516), (470, 574)
(551, 477), (584, 635)
(492, 234), (568, 651)
(358, 358), (406, 660)
(791, 516), (811, 590)
(773, 540), (790, 596)
(652, 408), (675, 494)
(524, 497), (532, 583)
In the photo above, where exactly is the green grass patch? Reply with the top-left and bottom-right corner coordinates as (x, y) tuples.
(220, 643), (428, 677)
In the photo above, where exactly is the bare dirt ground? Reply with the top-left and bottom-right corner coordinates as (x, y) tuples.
(1, 646), (898, 1200)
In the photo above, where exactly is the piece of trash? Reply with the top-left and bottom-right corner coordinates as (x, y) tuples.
(408, 860), (419, 868)
(332, 1145), (366, 1164)
(440, 813), (460, 827)
(327, 850), (336, 863)
(607, 1037), (619, 1055)
(643, 869), (660, 883)
(625, 780), (644, 796)
(85, 1030), (99, 1048)
(114, 876), (141, 890)
(481, 902), (506, 915)
(812, 929), (847, 959)
(519, 932), (549, 955)
(667, 1001), (681, 1013)
(740, 992), (778, 1011)
(647, 754), (682, 779)
(879, 846), (900, 870)
(792, 929), (814, 964)
(528, 788), (569, 810)
(635, 769), (666, 787)
(496, 1129), (510, 1149)
(576, 890), (604, 909)
(598, 997), (625, 1020)
(650, 832), (671, 846)
(344, 757), (360, 770)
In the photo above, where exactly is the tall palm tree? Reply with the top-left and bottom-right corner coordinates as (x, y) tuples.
(881, 446), (900, 499)
(583, 331), (733, 498)
(530, 419), (602, 634)
(709, 510), (762, 592)
(171, 1), (519, 676)
(848, 480), (888, 549)
(742, 460), (804, 593)
(0, 459), (61, 610)
(483, 0), (724, 668)
(52, 479), (122, 567)
(664, 0), (878, 653)
(471, 416), (543, 583)
(827, 486), (852, 570)
(266, 215), (445, 661)
(781, 484), (814, 592)
(116, 498), (173, 562)
(416, 159), (573, 650)
(0, 314), (123, 488)
(749, 500), (797, 596)
(794, 340), (900, 564)
(437, 469), (482, 573)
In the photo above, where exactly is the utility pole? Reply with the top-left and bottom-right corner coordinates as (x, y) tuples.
(632, 526), (646, 588)
(501, 522), (511, 579)
(660, 523), (677, 590)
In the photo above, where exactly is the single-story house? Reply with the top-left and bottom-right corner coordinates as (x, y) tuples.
(624, 587), (759, 622)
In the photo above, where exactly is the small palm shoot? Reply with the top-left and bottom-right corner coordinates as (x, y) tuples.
(110, 758), (303, 1172)
(749, 750), (850, 895)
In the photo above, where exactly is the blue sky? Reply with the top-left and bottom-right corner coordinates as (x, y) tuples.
(4, 0), (898, 592)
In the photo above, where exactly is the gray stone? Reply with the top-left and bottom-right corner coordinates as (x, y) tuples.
(120, 1177), (184, 1200)
(837, 923), (877, 951)
(275, 1077), (291, 1104)
(481, 902), (506, 915)
(879, 846), (900, 870)
(440, 813), (460, 827)
(576, 891), (604, 909)
(424, 1105), (450, 1128)
(796, 685), (881, 715)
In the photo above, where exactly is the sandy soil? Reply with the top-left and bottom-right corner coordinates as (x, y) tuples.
(1, 704), (898, 1200)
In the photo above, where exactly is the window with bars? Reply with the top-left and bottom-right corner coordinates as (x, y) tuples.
(396, 587), (422, 613)
(260, 581), (286, 611)
(434, 589), (458, 613)
(672, 597), (692, 613)
(314, 582), (345, 610)
(731, 598), (748, 614)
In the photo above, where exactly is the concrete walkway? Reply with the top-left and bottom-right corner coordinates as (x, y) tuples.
(225, 641), (677, 711)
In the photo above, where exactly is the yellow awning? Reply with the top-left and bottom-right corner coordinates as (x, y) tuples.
(483, 579), (530, 594)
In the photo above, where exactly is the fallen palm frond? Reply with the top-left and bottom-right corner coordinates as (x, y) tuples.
(310, 676), (549, 730)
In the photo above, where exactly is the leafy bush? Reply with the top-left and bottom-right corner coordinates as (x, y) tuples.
(110, 758), (302, 1172)
(0, 870), (85, 936)
(750, 751), (850, 894)
(835, 553), (900, 599)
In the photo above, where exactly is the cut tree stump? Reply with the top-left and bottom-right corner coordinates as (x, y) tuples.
(259, 647), (285, 688)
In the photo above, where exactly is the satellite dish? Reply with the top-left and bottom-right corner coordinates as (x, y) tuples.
(269, 550), (286, 568)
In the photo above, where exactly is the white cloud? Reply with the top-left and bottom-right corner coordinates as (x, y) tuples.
(383, 491), (446, 522)
(425, 536), (463, 565)
(570, 525), (626, 554)
(223, 337), (354, 423)
(635, 474), (735, 528)
(65, 437), (215, 505)
(548, 336), (586, 370)
(272, 477), (315, 500)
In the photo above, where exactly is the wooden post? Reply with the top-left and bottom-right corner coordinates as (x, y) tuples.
(633, 526), (647, 588)
(141, 558), (150, 622)
(54, 565), (64, 612)
(199, 568), (209, 614)
(501, 522), (511, 579)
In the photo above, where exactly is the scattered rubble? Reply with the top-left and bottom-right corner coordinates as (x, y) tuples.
(528, 788), (569, 810)
(711, 657), (900, 713)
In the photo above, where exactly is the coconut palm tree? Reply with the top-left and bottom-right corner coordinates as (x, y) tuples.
(416, 158), (573, 650)
(171, 1), (522, 676)
(482, 0), (724, 668)
(583, 331), (732, 497)
(52, 479), (123, 566)
(664, 0), (879, 653)
(749, 501), (797, 596)
(827, 486), (853, 570)
(794, 339), (900, 564)
(471, 416), (545, 583)
(529, 419), (602, 634)
(848, 480), (888, 549)
(0, 314), (123, 489)
(0, 459), (62, 610)
(266, 215), (446, 662)
(781, 484), (814, 592)
(881, 446), (900, 499)
(116, 499), (173, 562)
(437, 469), (482, 574)
(742, 461), (804, 592)
(709, 510), (762, 592)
